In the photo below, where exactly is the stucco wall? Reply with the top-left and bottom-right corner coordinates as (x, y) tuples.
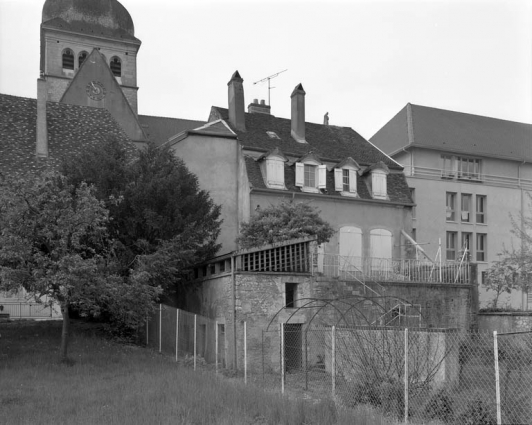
(172, 135), (249, 255)
(250, 191), (413, 259)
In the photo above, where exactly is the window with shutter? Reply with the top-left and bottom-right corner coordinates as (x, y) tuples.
(334, 166), (358, 196)
(265, 157), (285, 189)
(372, 171), (387, 199)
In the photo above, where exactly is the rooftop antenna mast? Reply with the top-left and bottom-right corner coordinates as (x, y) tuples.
(253, 69), (287, 107)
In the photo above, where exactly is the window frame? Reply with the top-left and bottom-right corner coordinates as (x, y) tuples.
(446, 231), (457, 260)
(334, 166), (358, 196)
(265, 155), (286, 190)
(476, 195), (487, 224)
(476, 233), (487, 262)
(461, 193), (472, 223)
(295, 160), (326, 192)
(110, 56), (122, 77)
(457, 157), (481, 181)
(446, 192), (456, 221)
(285, 282), (298, 308)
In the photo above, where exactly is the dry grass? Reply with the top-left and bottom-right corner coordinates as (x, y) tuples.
(0, 320), (400, 425)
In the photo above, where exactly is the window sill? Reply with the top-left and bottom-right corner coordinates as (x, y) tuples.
(460, 222), (474, 225)
(339, 191), (358, 198)
(300, 187), (320, 194)
(266, 184), (287, 190)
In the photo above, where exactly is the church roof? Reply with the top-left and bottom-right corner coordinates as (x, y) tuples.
(41, 0), (139, 42)
(0, 94), (134, 178)
(138, 115), (206, 146)
(370, 103), (532, 162)
(210, 106), (402, 169)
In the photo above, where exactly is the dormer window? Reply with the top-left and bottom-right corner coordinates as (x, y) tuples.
(372, 170), (388, 199)
(295, 153), (326, 193)
(334, 157), (360, 197)
(259, 148), (288, 190)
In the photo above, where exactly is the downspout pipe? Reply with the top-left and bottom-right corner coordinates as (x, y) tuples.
(231, 253), (237, 370)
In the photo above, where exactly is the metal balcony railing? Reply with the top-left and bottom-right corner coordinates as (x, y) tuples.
(316, 254), (471, 284)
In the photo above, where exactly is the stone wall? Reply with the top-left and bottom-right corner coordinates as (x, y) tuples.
(187, 271), (476, 373)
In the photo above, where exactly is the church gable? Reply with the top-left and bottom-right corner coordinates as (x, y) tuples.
(60, 49), (146, 142)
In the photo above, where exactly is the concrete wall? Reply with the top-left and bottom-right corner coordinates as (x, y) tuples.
(402, 148), (532, 309)
(171, 134), (250, 255)
(478, 312), (532, 333)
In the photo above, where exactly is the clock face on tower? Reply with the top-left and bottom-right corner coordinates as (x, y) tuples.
(86, 81), (106, 101)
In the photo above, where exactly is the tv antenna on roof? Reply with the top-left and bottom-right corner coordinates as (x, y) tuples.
(253, 69), (287, 107)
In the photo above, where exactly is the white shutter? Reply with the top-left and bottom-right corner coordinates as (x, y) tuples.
(275, 161), (284, 186)
(266, 160), (275, 185)
(349, 169), (357, 193)
(295, 162), (304, 187)
(334, 168), (343, 191)
(318, 165), (327, 189)
(372, 172), (387, 198)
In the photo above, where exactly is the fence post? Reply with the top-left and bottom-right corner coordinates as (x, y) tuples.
(175, 308), (179, 362)
(244, 321), (247, 384)
(146, 314), (149, 347)
(332, 325), (336, 398)
(215, 321), (219, 374)
(158, 303), (162, 354)
(194, 314), (197, 371)
(404, 328), (409, 424)
(280, 322), (285, 394)
(493, 331), (502, 425)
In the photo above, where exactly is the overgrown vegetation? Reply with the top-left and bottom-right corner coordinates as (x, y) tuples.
(237, 200), (335, 249)
(0, 321), (399, 425)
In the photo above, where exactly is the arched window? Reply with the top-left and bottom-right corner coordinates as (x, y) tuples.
(62, 48), (74, 70)
(110, 56), (121, 77)
(78, 51), (88, 68)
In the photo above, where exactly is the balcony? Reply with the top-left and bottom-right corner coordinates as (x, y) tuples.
(316, 254), (471, 284)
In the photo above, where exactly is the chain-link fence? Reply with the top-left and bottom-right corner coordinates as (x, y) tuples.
(141, 304), (227, 371)
(269, 325), (532, 424)
(140, 306), (532, 424)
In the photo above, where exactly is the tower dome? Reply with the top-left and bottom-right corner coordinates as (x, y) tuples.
(42, 0), (138, 41)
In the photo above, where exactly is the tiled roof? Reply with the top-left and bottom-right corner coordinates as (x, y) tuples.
(138, 115), (206, 146)
(211, 107), (401, 170)
(244, 156), (412, 204)
(0, 94), (134, 178)
(370, 103), (532, 162)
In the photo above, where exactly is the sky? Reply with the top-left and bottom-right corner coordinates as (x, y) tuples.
(0, 0), (531, 139)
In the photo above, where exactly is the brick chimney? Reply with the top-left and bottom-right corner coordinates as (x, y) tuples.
(227, 70), (245, 131)
(248, 99), (271, 115)
(36, 77), (48, 157)
(291, 83), (306, 143)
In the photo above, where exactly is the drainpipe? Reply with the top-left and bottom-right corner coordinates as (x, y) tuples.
(231, 253), (237, 370)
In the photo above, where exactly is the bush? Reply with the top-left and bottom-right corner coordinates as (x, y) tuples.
(455, 392), (496, 425)
(423, 388), (454, 423)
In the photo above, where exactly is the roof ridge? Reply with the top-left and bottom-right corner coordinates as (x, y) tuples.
(138, 114), (204, 122)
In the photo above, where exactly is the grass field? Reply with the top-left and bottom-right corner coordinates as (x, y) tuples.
(0, 320), (400, 425)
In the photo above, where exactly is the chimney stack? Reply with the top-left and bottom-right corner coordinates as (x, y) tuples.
(36, 78), (48, 157)
(227, 70), (246, 132)
(248, 98), (271, 115)
(290, 83), (306, 143)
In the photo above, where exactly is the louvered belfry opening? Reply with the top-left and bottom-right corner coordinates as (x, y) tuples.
(110, 56), (121, 77)
(240, 239), (310, 273)
(62, 49), (74, 70)
(78, 51), (88, 68)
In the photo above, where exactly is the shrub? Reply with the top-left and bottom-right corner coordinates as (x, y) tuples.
(423, 388), (454, 423)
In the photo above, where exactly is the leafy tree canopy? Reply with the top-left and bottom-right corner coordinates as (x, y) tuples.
(236, 201), (335, 249)
(0, 173), (161, 359)
(61, 139), (222, 291)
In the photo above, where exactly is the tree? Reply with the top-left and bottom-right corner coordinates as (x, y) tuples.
(236, 200), (335, 249)
(482, 207), (532, 309)
(61, 139), (222, 293)
(0, 173), (162, 360)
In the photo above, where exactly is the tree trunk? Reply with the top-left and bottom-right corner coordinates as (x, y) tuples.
(60, 302), (70, 361)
